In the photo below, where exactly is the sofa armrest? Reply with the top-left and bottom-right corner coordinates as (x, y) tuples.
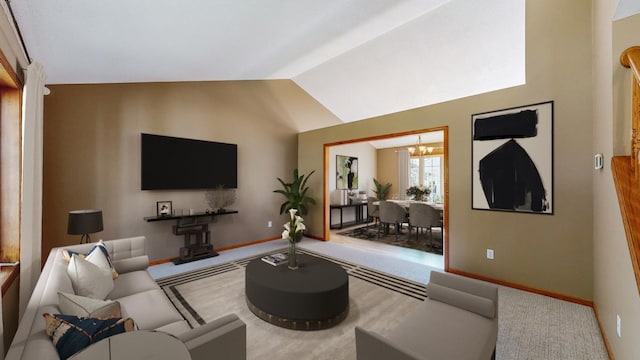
(426, 282), (496, 318)
(112, 255), (149, 274)
(428, 271), (498, 317)
(177, 314), (246, 360)
(355, 326), (423, 360)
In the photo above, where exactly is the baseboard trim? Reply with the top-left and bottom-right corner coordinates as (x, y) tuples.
(592, 304), (615, 360)
(447, 268), (593, 307)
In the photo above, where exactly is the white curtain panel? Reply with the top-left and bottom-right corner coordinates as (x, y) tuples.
(397, 149), (409, 200)
(20, 61), (47, 318)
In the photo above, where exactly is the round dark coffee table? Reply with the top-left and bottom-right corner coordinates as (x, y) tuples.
(245, 253), (349, 330)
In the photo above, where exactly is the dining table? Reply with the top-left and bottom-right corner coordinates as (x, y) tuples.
(373, 199), (444, 211)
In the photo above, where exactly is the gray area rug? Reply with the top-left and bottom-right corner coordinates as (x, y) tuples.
(337, 224), (443, 255)
(157, 249), (425, 359)
(157, 248), (609, 360)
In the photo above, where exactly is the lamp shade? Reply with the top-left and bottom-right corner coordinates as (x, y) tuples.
(67, 210), (103, 235)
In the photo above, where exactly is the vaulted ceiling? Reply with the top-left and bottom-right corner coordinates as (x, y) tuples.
(7, 0), (525, 131)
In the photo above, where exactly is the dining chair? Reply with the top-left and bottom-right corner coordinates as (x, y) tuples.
(378, 201), (408, 240)
(408, 202), (443, 249)
(366, 197), (380, 225)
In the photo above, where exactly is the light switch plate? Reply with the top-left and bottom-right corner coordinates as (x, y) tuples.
(486, 249), (494, 260)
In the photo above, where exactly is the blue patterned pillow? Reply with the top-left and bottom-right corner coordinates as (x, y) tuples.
(43, 313), (136, 360)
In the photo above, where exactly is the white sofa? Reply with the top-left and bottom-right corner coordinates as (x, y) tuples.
(7, 236), (246, 360)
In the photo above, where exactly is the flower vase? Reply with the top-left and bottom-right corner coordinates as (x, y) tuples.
(288, 240), (298, 270)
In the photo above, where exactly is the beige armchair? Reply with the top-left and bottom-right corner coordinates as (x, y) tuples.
(367, 197), (380, 225)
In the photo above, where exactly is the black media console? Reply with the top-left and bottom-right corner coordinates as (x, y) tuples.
(144, 210), (238, 264)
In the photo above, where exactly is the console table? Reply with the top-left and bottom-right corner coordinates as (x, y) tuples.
(330, 202), (368, 229)
(144, 210), (238, 264)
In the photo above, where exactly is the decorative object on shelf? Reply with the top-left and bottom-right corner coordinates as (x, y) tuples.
(406, 185), (431, 201)
(281, 209), (305, 270)
(67, 210), (104, 244)
(373, 178), (392, 200)
(336, 155), (358, 190)
(472, 101), (554, 214)
(156, 201), (172, 217)
(274, 168), (316, 216)
(205, 184), (236, 213)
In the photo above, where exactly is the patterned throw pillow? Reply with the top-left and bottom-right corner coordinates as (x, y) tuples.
(43, 313), (136, 360)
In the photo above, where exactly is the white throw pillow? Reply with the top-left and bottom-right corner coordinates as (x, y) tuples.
(67, 254), (114, 300)
(58, 292), (121, 318)
(85, 242), (118, 279)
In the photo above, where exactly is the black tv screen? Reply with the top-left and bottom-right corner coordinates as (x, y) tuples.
(141, 133), (237, 190)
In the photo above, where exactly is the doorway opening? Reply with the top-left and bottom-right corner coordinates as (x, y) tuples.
(323, 126), (449, 271)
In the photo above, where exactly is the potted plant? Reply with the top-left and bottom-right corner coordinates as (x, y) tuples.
(274, 169), (316, 216)
(373, 178), (392, 200)
(406, 185), (431, 201)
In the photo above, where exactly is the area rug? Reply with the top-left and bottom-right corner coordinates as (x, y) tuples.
(157, 249), (426, 360)
(337, 224), (443, 255)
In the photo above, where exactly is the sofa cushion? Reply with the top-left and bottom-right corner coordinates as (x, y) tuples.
(426, 282), (496, 318)
(67, 254), (114, 300)
(58, 292), (121, 318)
(107, 269), (160, 299)
(43, 313), (136, 360)
(116, 289), (184, 330)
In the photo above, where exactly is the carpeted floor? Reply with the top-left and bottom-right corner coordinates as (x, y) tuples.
(337, 223), (443, 255)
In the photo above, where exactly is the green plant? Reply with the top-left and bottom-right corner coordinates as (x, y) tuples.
(373, 178), (392, 200)
(406, 185), (431, 201)
(274, 169), (316, 215)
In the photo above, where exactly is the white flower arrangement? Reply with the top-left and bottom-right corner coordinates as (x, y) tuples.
(282, 209), (306, 243)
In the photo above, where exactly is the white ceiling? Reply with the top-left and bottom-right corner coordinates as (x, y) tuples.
(7, 0), (525, 127)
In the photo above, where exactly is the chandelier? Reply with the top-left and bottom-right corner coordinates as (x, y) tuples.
(407, 136), (433, 157)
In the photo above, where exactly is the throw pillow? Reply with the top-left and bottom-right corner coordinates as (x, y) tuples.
(62, 240), (118, 279)
(85, 241), (119, 279)
(58, 292), (121, 318)
(43, 313), (136, 360)
(67, 254), (114, 300)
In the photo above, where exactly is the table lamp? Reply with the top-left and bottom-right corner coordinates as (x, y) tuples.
(67, 209), (104, 244)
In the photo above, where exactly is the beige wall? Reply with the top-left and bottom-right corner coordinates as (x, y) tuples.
(42, 80), (340, 260)
(376, 148), (399, 199)
(301, 0), (594, 300)
(593, 1), (640, 358)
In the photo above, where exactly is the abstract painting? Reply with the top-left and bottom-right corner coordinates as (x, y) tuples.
(336, 155), (358, 190)
(472, 101), (553, 214)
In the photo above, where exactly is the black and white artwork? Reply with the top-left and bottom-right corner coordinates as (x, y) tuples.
(472, 101), (553, 214)
(336, 155), (358, 190)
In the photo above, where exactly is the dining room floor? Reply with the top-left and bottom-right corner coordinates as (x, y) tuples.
(329, 223), (444, 269)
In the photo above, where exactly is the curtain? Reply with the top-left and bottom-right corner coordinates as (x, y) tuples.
(397, 149), (409, 200)
(19, 62), (47, 317)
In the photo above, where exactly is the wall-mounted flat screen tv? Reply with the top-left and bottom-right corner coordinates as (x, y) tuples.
(141, 133), (237, 190)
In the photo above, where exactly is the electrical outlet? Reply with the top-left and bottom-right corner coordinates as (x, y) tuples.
(617, 314), (622, 338)
(486, 249), (494, 260)
(268, 221), (272, 228)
